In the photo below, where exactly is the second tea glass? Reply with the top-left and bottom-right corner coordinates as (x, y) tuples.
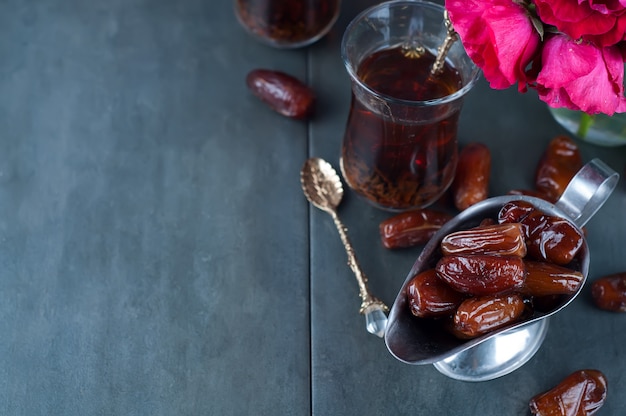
(340, 0), (480, 212)
(235, 0), (341, 48)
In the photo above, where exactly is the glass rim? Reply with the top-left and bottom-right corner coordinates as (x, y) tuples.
(341, 0), (481, 107)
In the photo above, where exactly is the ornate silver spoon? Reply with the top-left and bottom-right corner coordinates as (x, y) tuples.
(300, 157), (389, 337)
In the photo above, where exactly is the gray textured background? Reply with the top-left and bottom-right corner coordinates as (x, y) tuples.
(1, 0), (625, 415)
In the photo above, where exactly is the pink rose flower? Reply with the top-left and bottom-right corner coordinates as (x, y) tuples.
(535, 33), (626, 115)
(445, 0), (540, 91)
(535, 0), (626, 47)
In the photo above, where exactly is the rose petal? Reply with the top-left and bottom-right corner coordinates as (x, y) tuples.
(535, 0), (626, 46)
(536, 34), (626, 114)
(446, 0), (540, 90)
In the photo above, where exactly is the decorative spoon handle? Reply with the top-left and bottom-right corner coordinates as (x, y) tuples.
(330, 210), (389, 338)
(431, 10), (458, 76)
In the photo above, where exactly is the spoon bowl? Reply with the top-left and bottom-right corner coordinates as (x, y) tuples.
(301, 157), (343, 213)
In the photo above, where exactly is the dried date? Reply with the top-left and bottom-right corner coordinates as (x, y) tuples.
(529, 369), (607, 415)
(380, 209), (452, 249)
(452, 142), (491, 211)
(246, 69), (315, 119)
(435, 254), (526, 296)
(535, 135), (582, 203)
(524, 211), (583, 266)
(441, 223), (527, 257)
(522, 261), (584, 297)
(591, 272), (626, 312)
(498, 200), (536, 224)
(452, 293), (525, 338)
(499, 201), (584, 266)
(406, 269), (465, 318)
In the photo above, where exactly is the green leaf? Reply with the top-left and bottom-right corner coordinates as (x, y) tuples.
(530, 15), (544, 41)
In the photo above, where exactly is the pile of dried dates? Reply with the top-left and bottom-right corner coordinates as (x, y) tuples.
(406, 200), (584, 338)
(391, 135), (617, 414)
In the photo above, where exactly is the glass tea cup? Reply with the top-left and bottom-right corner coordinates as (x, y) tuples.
(234, 0), (341, 48)
(340, 0), (480, 212)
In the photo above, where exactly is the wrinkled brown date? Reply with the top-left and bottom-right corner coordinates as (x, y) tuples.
(522, 260), (584, 297)
(453, 293), (525, 338)
(499, 201), (584, 265)
(529, 369), (607, 416)
(441, 223), (527, 257)
(452, 142), (491, 211)
(246, 69), (315, 119)
(523, 210), (583, 266)
(436, 254), (526, 295)
(591, 272), (626, 312)
(498, 200), (536, 223)
(406, 269), (465, 318)
(535, 135), (583, 203)
(380, 209), (452, 249)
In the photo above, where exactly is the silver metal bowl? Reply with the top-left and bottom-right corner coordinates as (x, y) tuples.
(385, 159), (619, 381)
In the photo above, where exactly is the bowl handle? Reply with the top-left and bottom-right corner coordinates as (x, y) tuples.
(555, 158), (620, 228)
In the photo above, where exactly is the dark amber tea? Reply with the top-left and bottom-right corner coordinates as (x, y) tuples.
(235, 0), (340, 48)
(341, 46), (464, 211)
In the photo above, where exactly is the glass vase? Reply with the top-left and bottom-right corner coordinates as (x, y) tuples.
(549, 106), (626, 147)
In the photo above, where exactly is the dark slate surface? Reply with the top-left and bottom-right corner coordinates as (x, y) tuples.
(0, 0), (310, 414)
(1, 0), (626, 415)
